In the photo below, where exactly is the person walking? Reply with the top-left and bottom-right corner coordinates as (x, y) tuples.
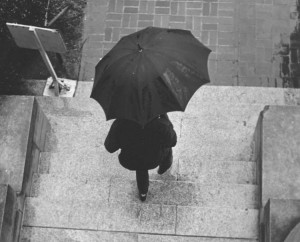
(104, 113), (177, 202)
(91, 28), (211, 201)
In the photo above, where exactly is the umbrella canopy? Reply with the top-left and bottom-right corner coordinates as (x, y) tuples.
(91, 26), (211, 126)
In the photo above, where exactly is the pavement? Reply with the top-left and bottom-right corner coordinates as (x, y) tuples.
(78, 0), (223, 83)
(4, 0), (294, 96)
(20, 86), (260, 241)
(78, 0), (297, 87)
(10, 0), (300, 240)
(19, 85), (300, 241)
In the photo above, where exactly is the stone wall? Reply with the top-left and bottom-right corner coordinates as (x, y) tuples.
(261, 105), (300, 206)
(258, 105), (300, 241)
(0, 96), (49, 195)
(81, 0), (300, 87)
(264, 199), (300, 242)
(0, 96), (50, 242)
(0, 185), (18, 242)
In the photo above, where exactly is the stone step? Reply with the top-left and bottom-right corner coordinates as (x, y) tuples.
(39, 150), (256, 184)
(178, 107), (262, 139)
(44, 138), (254, 161)
(46, 119), (255, 149)
(45, 108), (258, 140)
(176, 205), (259, 238)
(44, 102), (265, 135)
(44, 140), (254, 164)
(185, 103), (265, 120)
(176, 142), (254, 161)
(35, 96), (105, 118)
(178, 159), (256, 184)
(44, 115), (255, 159)
(21, 226), (258, 242)
(44, 102), (265, 125)
(30, 173), (110, 202)
(44, 120), (255, 154)
(110, 177), (258, 208)
(189, 85), (300, 106)
(39, 96), (266, 146)
(42, 100), (262, 164)
(23, 198), (259, 239)
(42, 103), (261, 160)
(30, 174), (258, 208)
(37, 87), (300, 120)
(46, 113), (256, 138)
(74, 82), (300, 106)
(35, 88), (299, 138)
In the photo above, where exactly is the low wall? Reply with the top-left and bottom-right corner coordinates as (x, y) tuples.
(264, 199), (300, 242)
(0, 96), (49, 242)
(256, 105), (300, 241)
(0, 185), (18, 242)
(0, 96), (34, 192)
(252, 107), (265, 241)
(262, 105), (300, 205)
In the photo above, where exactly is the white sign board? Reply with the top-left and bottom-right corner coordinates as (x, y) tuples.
(6, 23), (66, 53)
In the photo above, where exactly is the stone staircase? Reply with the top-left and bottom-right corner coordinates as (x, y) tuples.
(19, 86), (299, 241)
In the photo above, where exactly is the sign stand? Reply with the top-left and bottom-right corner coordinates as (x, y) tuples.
(6, 23), (76, 97)
(30, 27), (60, 96)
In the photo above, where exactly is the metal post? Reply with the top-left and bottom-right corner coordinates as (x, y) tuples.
(29, 27), (59, 96)
(47, 5), (71, 27)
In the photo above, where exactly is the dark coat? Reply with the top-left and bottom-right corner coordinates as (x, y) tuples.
(104, 114), (177, 171)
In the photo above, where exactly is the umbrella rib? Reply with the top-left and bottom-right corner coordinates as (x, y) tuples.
(149, 48), (210, 82)
(103, 50), (134, 70)
(92, 27), (211, 125)
(151, 46), (206, 67)
(144, 53), (186, 111)
(93, 52), (139, 118)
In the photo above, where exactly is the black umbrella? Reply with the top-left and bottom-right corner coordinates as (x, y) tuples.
(91, 26), (211, 126)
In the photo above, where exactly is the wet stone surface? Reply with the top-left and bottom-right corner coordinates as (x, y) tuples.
(262, 105), (300, 206)
(264, 199), (300, 242)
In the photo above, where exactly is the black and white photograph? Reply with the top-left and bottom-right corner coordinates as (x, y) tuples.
(1, 0), (300, 241)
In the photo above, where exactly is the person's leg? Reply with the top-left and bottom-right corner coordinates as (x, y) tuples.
(158, 149), (173, 175)
(136, 169), (149, 201)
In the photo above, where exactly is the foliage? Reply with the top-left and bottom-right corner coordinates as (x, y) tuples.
(0, 0), (47, 38)
(0, 0), (86, 89)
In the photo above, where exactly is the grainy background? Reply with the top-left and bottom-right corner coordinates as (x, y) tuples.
(0, 0), (86, 95)
(80, 0), (300, 88)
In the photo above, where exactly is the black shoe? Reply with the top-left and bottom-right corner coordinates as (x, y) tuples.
(139, 193), (147, 202)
